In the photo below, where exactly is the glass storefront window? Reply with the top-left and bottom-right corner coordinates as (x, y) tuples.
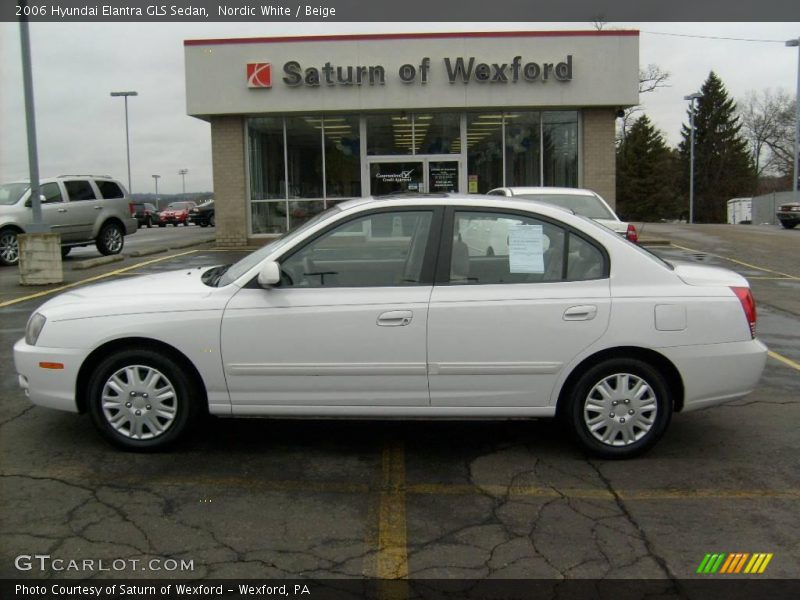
(543, 111), (578, 187)
(367, 114), (411, 155)
(288, 200), (327, 230)
(251, 202), (288, 234)
(249, 117), (286, 200)
(286, 117), (323, 199)
(416, 113), (460, 155)
(467, 113), (504, 194)
(505, 112), (541, 187)
(324, 116), (361, 198)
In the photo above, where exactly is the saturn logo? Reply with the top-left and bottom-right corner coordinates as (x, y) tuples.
(247, 63), (272, 88)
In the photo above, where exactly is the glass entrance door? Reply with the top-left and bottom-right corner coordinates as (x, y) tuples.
(369, 161), (425, 195)
(368, 159), (460, 196)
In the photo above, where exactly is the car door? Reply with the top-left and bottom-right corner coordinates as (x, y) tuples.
(220, 207), (441, 409)
(34, 182), (81, 241)
(62, 179), (100, 240)
(427, 207), (611, 407)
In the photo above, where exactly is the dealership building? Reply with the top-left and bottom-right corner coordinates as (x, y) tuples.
(183, 30), (639, 245)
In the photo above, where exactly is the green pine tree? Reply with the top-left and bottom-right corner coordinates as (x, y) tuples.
(679, 72), (757, 223)
(617, 115), (681, 221)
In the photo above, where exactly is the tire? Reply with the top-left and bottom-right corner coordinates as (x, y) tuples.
(0, 228), (20, 266)
(96, 222), (124, 256)
(199, 222), (208, 228)
(780, 221), (797, 230)
(564, 358), (673, 459)
(61, 246), (71, 258)
(184, 220), (190, 226)
(173, 223), (178, 227)
(87, 348), (199, 451)
(209, 213), (215, 227)
(159, 223), (166, 228)
(146, 216), (152, 228)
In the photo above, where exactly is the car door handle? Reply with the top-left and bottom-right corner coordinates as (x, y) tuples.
(57, 208), (67, 213)
(563, 305), (597, 321)
(377, 310), (413, 327)
(94, 206), (103, 210)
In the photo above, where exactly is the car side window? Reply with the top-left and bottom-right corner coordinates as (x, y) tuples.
(451, 211), (566, 284)
(64, 180), (97, 201)
(567, 233), (606, 280)
(40, 183), (64, 204)
(95, 180), (124, 199)
(281, 211), (433, 288)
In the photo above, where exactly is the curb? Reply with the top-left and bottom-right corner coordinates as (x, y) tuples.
(128, 247), (168, 258)
(70, 255), (125, 271)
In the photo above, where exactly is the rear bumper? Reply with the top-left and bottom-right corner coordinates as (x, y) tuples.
(13, 338), (85, 413)
(658, 339), (768, 412)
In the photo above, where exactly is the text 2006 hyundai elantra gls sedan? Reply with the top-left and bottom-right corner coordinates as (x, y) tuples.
(14, 195), (767, 458)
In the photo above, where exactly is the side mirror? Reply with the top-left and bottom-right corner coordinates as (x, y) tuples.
(257, 261), (281, 288)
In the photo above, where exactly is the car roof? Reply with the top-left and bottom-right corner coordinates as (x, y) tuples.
(498, 186), (600, 197)
(336, 194), (600, 224)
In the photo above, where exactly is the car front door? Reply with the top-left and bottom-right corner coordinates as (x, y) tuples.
(220, 207), (440, 409)
(427, 208), (611, 408)
(62, 179), (101, 240)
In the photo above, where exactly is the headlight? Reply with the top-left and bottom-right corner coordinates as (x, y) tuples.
(25, 313), (47, 346)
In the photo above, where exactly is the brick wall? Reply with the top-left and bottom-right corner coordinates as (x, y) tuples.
(211, 116), (249, 247)
(582, 108), (617, 208)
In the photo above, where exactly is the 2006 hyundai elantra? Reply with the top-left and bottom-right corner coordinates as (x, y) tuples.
(14, 195), (767, 458)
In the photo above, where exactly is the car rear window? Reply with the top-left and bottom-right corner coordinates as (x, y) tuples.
(64, 180), (97, 201)
(516, 193), (616, 220)
(96, 180), (124, 199)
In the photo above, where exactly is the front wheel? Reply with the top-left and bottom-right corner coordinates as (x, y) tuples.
(87, 349), (199, 450)
(146, 216), (152, 228)
(209, 214), (215, 227)
(780, 221), (797, 230)
(0, 229), (20, 266)
(564, 358), (673, 459)
(96, 222), (124, 255)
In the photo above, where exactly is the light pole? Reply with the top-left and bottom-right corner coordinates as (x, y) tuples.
(684, 93), (702, 224)
(787, 38), (799, 196)
(178, 168), (188, 195)
(152, 174), (160, 209)
(110, 91), (138, 193)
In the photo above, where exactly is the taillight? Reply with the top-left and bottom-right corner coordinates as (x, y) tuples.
(626, 223), (638, 243)
(731, 286), (757, 339)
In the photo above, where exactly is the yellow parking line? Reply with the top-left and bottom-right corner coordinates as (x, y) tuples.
(376, 440), (409, 581)
(768, 350), (800, 372)
(0, 250), (198, 309)
(670, 243), (799, 280)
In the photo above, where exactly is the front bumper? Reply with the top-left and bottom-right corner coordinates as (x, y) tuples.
(13, 338), (86, 413)
(658, 339), (768, 412)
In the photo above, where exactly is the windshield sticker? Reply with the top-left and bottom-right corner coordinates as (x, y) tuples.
(508, 224), (545, 273)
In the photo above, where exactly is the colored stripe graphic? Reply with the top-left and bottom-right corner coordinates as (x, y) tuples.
(697, 552), (773, 574)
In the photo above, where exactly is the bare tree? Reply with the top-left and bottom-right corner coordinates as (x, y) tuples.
(738, 89), (796, 177)
(617, 65), (672, 142)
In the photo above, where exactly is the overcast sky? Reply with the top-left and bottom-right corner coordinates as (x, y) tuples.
(1, 21), (797, 194)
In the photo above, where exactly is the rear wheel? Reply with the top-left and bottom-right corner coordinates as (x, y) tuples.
(87, 349), (199, 451)
(780, 221), (797, 229)
(96, 222), (124, 255)
(565, 358), (672, 459)
(145, 216), (152, 228)
(61, 246), (71, 258)
(0, 229), (20, 266)
(209, 214), (215, 227)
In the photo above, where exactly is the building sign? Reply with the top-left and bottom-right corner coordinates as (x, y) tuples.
(246, 63), (272, 88)
(263, 56), (573, 88)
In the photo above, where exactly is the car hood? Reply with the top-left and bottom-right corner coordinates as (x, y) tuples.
(37, 267), (236, 321)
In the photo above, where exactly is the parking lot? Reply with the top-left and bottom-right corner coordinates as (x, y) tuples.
(0, 223), (798, 582)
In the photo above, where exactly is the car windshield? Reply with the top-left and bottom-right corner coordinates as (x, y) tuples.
(167, 202), (192, 210)
(0, 183), (30, 206)
(516, 193), (616, 220)
(214, 205), (343, 287)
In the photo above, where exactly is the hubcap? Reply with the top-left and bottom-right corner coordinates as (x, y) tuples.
(101, 365), (177, 440)
(104, 227), (122, 252)
(583, 373), (657, 447)
(0, 232), (19, 264)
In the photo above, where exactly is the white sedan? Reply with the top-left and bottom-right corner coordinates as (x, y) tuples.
(14, 195), (767, 458)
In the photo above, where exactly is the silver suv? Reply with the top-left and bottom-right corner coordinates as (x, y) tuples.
(0, 175), (138, 266)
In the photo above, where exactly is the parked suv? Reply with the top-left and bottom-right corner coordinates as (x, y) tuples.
(131, 202), (159, 228)
(189, 199), (215, 227)
(776, 200), (800, 229)
(0, 175), (138, 266)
